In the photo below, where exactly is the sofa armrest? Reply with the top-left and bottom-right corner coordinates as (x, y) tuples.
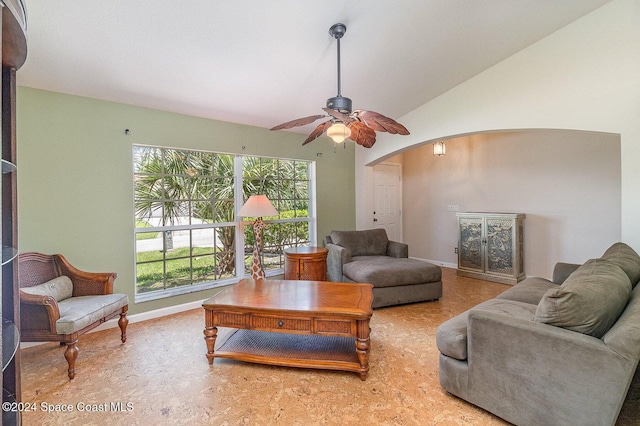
(552, 262), (581, 284)
(467, 307), (635, 426)
(325, 243), (352, 282)
(386, 240), (408, 258)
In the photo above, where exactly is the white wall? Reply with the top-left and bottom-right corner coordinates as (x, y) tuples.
(402, 130), (620, 277)
(356, 0), (640, 268)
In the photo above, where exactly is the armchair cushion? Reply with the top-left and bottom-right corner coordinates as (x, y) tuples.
(56, 294), (129, 335)
(20, 275), (73, 302)
(343, 256), (441, 287)
(330, 229), (388, 256)
(534, 258), (631, 338)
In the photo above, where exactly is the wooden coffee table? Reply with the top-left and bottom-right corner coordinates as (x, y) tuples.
(202, 279), (374, 380)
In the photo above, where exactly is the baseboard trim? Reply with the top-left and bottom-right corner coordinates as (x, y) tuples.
(410, 257), (458, 270)
(20, 298), (207, 349)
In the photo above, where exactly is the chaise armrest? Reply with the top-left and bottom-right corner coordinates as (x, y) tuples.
(55, 254), (117, 296)
(325, 243), (352, 282)
(552, 262), (581, 284)
(386, 240), (408, 258)
(19, 291), (60, 333)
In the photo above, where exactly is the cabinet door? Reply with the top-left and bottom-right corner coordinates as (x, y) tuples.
(485, 217), (515, 277)
(458, 217), (483, 273)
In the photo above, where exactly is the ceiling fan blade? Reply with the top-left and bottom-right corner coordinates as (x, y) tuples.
(347, 121), (377, 148)
(270, 114), (326, 131)
(302, 120), (333, 145)
(322, 108), (354, 123)
(354, 110), (410, 135)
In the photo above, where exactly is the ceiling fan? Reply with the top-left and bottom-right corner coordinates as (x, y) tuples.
(270, 23), (410, 148)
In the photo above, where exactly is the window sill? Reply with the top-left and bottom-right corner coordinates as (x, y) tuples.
(134, 278), (237, 303)
(134, 268), (285, 303)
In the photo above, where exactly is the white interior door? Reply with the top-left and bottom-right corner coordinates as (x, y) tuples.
(372, 163), (402, 242)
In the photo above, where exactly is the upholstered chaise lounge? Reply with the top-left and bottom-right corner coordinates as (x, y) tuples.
(18, 252), (129, 379)
(325, 229), (442, 308)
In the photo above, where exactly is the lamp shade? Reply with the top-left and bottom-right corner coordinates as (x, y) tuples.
(433, 141), (446, 156)
(238, 195), (278, 218)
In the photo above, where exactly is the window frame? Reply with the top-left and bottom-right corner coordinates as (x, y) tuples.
(133, 145), (316, 303)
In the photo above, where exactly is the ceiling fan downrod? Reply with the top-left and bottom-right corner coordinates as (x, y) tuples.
(327, 23), (352, 114)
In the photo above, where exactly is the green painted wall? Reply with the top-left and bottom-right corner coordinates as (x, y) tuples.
(16, 87), (355, 314)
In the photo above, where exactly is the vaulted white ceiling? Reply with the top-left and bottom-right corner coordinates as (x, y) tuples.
(17, 0), (611, 135)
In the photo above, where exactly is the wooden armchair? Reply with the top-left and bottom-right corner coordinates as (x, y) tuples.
(18, 252), (129, 379)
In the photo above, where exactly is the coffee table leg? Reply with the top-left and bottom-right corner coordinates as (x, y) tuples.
(356, 320), (371, 380)
(204, 310), (218, 365)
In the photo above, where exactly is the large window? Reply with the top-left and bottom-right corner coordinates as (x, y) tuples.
(133, 146), (314, 301)
(241, 157), (311, 275)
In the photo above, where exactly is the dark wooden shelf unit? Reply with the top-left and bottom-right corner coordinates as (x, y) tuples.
(1, 2), (27, 424)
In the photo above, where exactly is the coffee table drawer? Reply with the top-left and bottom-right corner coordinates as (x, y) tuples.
(315, 319), (355, 336)
(215, 312), (249, 328)
(252, 315), (312, 332)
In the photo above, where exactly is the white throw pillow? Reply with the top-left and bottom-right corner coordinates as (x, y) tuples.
(21, 275), (73, 301)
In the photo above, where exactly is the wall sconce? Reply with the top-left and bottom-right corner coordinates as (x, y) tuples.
(433, 141), (446, 156)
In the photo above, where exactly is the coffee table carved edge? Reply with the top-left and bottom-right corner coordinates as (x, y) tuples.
(203, 279), (374, 380)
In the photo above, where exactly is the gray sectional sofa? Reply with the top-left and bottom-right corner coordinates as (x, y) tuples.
(325, 229), (442, 308)
(436, 242), (640, 426)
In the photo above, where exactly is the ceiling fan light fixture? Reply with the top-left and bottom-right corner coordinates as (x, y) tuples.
(269, 22), (409, 148)
(327, 122), (351, 143)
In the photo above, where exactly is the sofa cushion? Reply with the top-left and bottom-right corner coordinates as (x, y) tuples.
(602, 242), (640, 288)
(603, 284), (640, 358)
(343, 256), (441, 287)
(330, 229), (388, 256)
(20, 275), (73, 301)
(56, 294), (129, 335)
(534, 258), (631, 338)
(496, 277), (559, 305)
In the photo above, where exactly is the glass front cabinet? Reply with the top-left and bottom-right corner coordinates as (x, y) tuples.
(456, 212), (525, 285)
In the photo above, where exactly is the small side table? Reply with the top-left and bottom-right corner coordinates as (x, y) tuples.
(284, 246), (328, 281)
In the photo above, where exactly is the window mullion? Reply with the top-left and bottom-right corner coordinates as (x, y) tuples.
(308, 161), (317, 246)
(234, 155), (246, 278)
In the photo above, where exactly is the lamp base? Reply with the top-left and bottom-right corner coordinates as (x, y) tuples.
(249, 218), (267, 280)
(249, 246), (265, 280)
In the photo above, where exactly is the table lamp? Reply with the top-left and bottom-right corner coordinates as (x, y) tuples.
(238, 195), (278, 279)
